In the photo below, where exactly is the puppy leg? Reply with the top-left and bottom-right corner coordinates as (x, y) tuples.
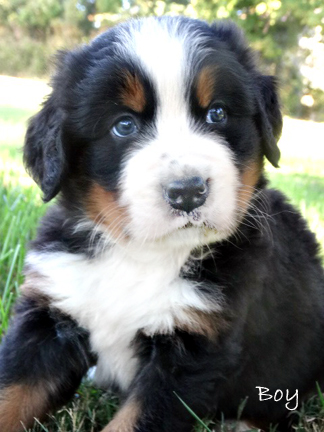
(102, 330), (236, 432)
(0, 293), (93, 431)
(101, 399), (140, 432)
(0, 383), (50, 432)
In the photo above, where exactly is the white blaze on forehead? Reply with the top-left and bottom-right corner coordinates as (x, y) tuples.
(116, 18), (207, 125)
(131, 19), (186, 121)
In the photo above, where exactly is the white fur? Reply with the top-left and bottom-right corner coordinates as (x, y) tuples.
(119, 132), (239, 245)
(116, 18), (210, 132)
(26, 244), (221, 391)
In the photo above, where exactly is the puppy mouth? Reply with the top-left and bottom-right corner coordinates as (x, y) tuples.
(171, 208), (202, 221)
(168, 203), (219, 233)
(181, 221), (217, 232)
(173, 213), (201, 230)
(183, 222), (194, 229)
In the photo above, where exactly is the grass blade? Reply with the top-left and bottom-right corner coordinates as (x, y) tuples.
(173, 392), (212, 432)
(316, 382), (324, 410)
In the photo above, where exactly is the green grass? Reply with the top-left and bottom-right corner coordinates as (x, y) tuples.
(0, 105), (34, 123)
(0, 78), (324, 431)
(268, 164), (324, 253)
(24, 385), (119, 432)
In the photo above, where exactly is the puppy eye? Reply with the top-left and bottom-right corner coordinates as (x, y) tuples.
(112, 117), (138, 137)
(206, 106), (227, 124)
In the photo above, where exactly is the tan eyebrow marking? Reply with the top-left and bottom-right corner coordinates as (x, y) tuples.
(119, 70), (146, 112)
(196, 67), (216, 108)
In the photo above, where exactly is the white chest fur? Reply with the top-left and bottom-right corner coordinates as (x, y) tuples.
(26, 244), (214, 390)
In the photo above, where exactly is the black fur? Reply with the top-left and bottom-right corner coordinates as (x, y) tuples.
(0, 295), (94, 408)
(24, 96), (66, 202)
(126, 190), (324, 432)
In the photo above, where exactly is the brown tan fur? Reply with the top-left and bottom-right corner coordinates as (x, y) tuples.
(21, 270), (50, 303)
(196, 67), (216, 108)
(175, 309), (227, 339)
(101, 400), (140, 432)
(0, 384), (48, 432)
(120, 71), (146, 112)
(237, 159), (263, 216)
(86, 183), (129, 241)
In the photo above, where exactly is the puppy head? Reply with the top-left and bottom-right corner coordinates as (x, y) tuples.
(24, 17), (282, 247)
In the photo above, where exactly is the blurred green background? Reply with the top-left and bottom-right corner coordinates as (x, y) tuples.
(0, 0), (324, 120)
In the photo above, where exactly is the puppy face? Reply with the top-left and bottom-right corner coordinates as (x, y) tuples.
(24, 17), (282, 248)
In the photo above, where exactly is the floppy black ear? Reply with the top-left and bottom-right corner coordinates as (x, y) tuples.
(24, 96), (65, 202)
(256, 75), (282, 168)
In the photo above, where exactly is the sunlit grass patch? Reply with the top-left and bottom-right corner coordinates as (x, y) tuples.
(266, 151), (324, 258)
(0, 105), (35, 123)
(0, 106), (34, 150)
(278, 117), (324, 161)
(0, 75), (49, 148)
(0, 75), (50, 111)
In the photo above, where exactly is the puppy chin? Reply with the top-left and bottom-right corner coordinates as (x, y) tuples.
(120, 216), (233, 250)
(156, 225), (224, 249)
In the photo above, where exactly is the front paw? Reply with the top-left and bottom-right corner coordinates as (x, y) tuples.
(101, 423), (134, 432)
(101, 421), (134, 432)
(100, 400), (139, 432)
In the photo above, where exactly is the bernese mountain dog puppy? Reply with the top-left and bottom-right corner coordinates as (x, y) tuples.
(0, 16), (324, 432)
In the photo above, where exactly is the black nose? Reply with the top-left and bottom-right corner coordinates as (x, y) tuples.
(164, 176), (209, 213)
